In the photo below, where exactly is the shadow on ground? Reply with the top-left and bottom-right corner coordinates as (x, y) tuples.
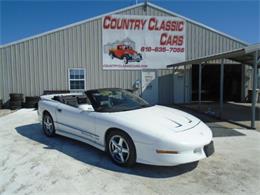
(16, 123), (198, 178)
(171, 105), (246, 137)
(209, 125), (245, 137)
(172, 102), (260, 130)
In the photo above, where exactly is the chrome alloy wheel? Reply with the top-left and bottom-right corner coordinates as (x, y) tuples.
(109, 135), (130, 164)
(43, 115), (54, 136)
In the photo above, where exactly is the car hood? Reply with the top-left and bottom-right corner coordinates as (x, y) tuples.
(106, 105), (201, 133)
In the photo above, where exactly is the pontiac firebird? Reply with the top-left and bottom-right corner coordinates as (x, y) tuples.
(38, 88), (214, 167)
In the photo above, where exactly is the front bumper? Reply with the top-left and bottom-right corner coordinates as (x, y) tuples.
(135, 122), (214, 166)
(136, 142), (214, 166)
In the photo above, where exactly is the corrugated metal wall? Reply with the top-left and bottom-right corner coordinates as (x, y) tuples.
(0, 4), (246, 104)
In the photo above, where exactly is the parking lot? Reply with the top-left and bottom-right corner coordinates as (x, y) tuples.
(0, 109), (260, 195)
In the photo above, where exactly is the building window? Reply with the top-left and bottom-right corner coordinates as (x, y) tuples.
(68, 68), (86, 91)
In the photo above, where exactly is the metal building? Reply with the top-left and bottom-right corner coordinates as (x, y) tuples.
(0, 2), (248, 105)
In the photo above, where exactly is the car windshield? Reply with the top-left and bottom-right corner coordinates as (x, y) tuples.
(86, 89), (151, 112)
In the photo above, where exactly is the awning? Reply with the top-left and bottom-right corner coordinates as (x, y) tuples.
(166, 43), (260, 129)
(167, 43), (260, 68)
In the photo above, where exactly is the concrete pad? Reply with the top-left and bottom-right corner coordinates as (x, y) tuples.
(182, 102), (260, 130)
(0, 109), (260, 195)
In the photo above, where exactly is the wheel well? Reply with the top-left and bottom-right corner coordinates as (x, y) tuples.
(104, 128), (134, 149)
(43, 110), (51, 117)
(42, 110), (53, 122)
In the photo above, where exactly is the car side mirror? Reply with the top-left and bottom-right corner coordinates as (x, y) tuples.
(78, 104), (95, 112)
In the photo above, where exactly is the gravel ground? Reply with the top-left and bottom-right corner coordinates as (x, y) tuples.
(0, 109), (259, 195)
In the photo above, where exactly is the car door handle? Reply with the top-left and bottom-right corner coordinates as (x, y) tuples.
(57, 108), (62, 112)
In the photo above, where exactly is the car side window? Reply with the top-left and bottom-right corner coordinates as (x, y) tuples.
(77, 96), (91, 105)
(54, 95), (91, 108)
(63, 96), (79, 108)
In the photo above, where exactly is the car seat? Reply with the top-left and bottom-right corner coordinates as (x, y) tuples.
(63, 96), (78, 107)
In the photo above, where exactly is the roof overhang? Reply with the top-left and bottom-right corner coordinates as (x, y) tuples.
(167, 44), (260, 68)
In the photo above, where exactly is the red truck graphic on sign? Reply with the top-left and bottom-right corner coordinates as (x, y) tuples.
(109, 45), (142, 64)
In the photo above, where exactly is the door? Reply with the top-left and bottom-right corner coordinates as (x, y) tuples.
(174, 74), (185, 103)
(56, 103), (98, 142)
(141, 70), (158, 105)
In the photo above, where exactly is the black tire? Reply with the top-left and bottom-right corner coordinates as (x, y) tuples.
(137, 54), (142, 62)
(10, 93), (23, 101)
(42, 112), (56, 137)
(25, 96), (39, 108)
(0, 99), (3, 109)
(9, 101), (22, 106)
(106, 130), (136, 167)
(9, 101), (22, 110)
(138, 53), (142, 59)
(25, 96), (39, 102)
(109, 52), (114, 59)
(123, 56), (128, 64)
(10, 97), (23, 101)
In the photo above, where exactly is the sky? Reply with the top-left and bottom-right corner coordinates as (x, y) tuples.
(0, 0), (259, 45)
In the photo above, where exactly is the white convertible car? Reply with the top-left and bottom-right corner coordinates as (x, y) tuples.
(38, 88), (214, 167)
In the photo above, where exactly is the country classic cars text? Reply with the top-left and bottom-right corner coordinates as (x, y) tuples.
(103, 15), (184, 46)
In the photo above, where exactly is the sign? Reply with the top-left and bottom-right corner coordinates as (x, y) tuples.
(102, 15), (186, 70)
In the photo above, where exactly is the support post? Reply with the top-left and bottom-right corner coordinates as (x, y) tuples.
(251, 51), (258, 129)
(198, 63), (202, 110)
(172, 67), (175, 104)
(220, 59), (224, 118)
(184, 65), (186, 103)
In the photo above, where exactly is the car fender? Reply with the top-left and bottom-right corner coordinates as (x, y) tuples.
(93, 113), (157, 147)
(38, 99), (58, 123)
